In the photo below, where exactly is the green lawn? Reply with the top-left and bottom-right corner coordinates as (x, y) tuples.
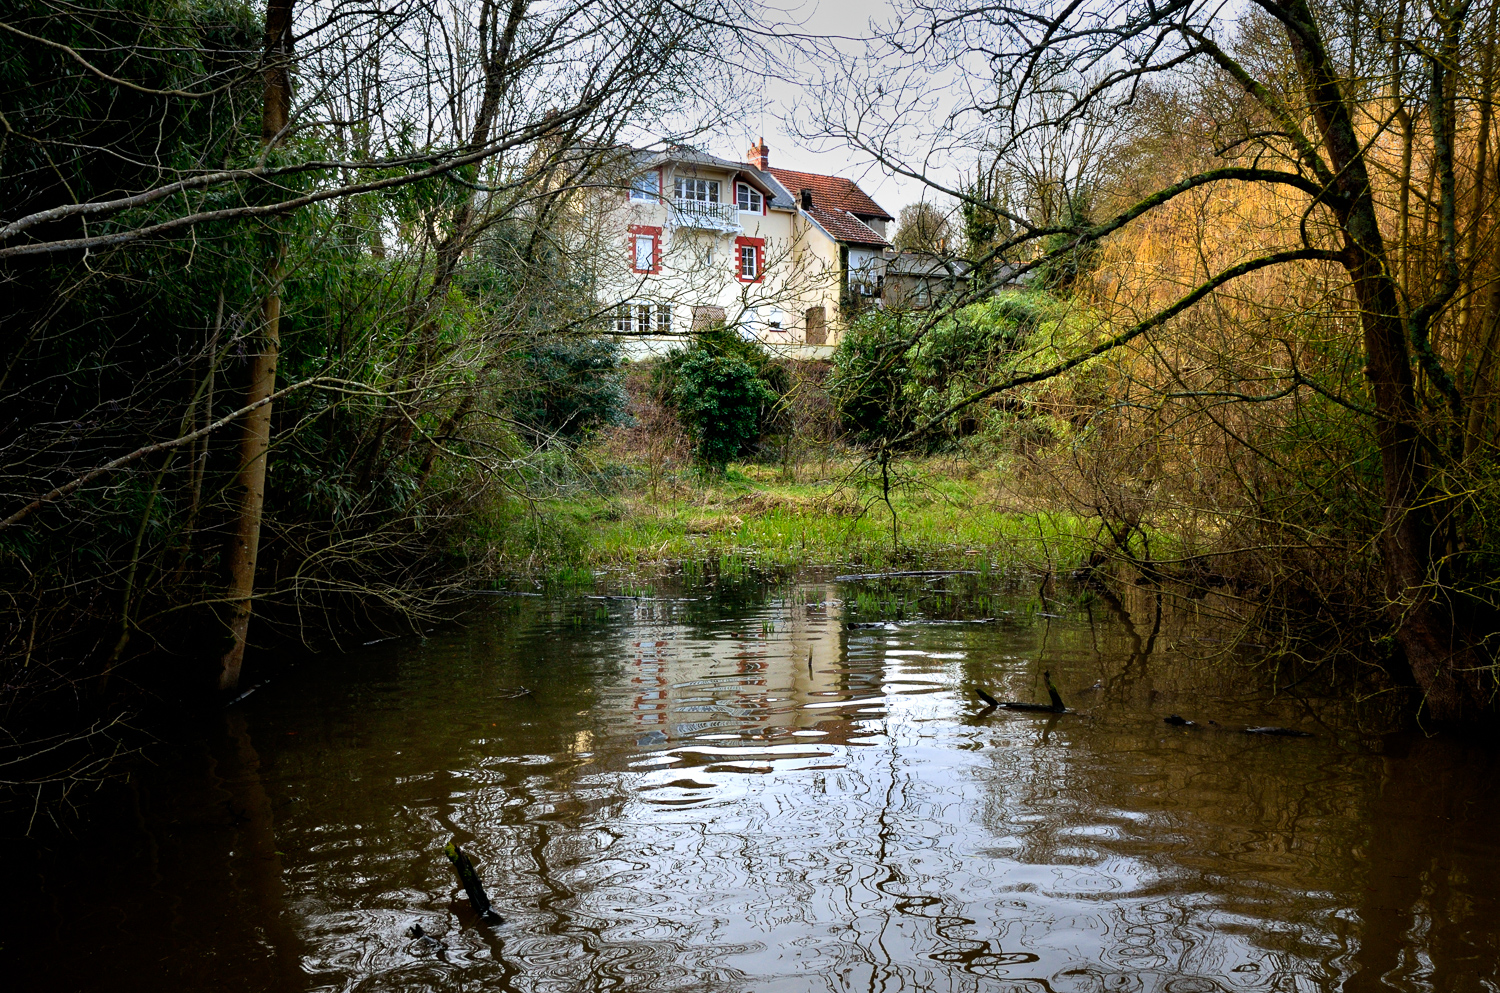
(460, 458), (1098, 580)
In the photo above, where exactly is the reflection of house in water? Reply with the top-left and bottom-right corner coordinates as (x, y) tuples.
(618, 586), (870, 743)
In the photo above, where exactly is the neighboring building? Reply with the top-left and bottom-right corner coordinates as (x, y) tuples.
(600, 139), (894, 357)
(881, 252), (972, 310)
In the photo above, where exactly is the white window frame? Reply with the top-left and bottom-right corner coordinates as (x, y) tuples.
(614, 302), (672, 336)
(736, 182), (763, 213)
(739, 244), (759, 280)
(674, 177), (719, 203)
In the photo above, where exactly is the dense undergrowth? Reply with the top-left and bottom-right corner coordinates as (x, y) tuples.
(467, 458), (1094, 578)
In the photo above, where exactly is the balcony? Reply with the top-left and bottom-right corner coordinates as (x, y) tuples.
(669, 197), (740, 232)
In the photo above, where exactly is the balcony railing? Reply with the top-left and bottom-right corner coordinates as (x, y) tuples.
(669, 197), (740, 231)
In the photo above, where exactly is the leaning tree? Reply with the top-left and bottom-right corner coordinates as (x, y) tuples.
(807, 0), (1500, 721)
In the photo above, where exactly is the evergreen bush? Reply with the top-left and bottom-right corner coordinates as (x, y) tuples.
(665, 346), (778, 469)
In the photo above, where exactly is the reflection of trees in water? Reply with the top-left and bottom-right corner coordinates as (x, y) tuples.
(269, 583), (1500, 991)
(965, 712), (1356, 981)
(1089, 580), (1162, 707)
(1343, 733), (1500, 992)
(7, 713), (309, 992)
(964, 659), (1500, 987)
(20, 585), (1499, 991)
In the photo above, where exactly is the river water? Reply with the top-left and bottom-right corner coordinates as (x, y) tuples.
(6, 575), (1499, 992)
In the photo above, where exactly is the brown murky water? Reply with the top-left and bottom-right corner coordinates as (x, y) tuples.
(5, 576), (1499, 992)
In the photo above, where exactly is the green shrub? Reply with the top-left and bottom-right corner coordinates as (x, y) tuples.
(649, 330), (785, 468)
(509, 337), (629, 441)
(670, 348), (778, 469)
(830, 293), (1067, 446)
(650, 327), (788, 398)
(827, 310), (915, 440)
(1037, 195), (1103, 295)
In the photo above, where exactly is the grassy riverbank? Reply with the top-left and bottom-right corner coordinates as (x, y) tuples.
(464, 456), (1097, 582)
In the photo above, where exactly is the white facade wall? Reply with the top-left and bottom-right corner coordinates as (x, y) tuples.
(598, 162), (849, 360)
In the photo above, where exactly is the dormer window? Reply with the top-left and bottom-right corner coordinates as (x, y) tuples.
(629, 171), (660, 200)
(736, 183), (763, 213)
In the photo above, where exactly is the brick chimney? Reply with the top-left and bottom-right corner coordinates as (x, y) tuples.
(746, 137), (769, 171)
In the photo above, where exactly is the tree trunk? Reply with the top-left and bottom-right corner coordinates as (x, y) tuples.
(1278, 0), (1490, 721)
(219, 0), (294, 692)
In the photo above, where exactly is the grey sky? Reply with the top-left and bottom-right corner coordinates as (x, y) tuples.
(710, 0), (946, 221)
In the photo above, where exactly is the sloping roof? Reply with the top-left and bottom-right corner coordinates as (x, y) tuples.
(633, 145), (779, 198)
(767, 167), (894, 221)
(885, 251), (970, 276)
(649, 144), (745, 172)
(738, 163), (797, 211)
(807, 207), (888, 247)
(620, 145), (891, 243)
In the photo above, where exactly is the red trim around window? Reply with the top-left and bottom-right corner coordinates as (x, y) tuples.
(735, 236), (764, 283)
(629, 225), (662, 273)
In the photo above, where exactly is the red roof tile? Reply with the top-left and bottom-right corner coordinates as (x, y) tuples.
(807, 206), (889, 247)
(767, 167), (894, 221)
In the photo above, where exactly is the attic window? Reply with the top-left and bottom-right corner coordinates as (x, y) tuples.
(629, 171), (659, 200)
(736, 183), (763, 213)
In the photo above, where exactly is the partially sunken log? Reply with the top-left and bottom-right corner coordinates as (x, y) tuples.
(1043, 671), (1065, 711)
(976, 671), (1067, 713)
(444, 841), (501, 923)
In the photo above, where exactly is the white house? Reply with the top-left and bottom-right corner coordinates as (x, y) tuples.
(599, 139), (894, 358)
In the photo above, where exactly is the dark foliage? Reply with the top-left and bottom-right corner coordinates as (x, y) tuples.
(510, 338), (630, 441)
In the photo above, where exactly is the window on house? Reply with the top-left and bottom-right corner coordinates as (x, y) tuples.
(736, 183), (762, 213)
(629, 171), (660, 200)
(805, 306), (827, 345)
(630, 227), (660, 273)
(739, 243), (760, 281)
(615, 302), (671, 335)
(691, 305), (727, 331)
(674, 177), (719, 203)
